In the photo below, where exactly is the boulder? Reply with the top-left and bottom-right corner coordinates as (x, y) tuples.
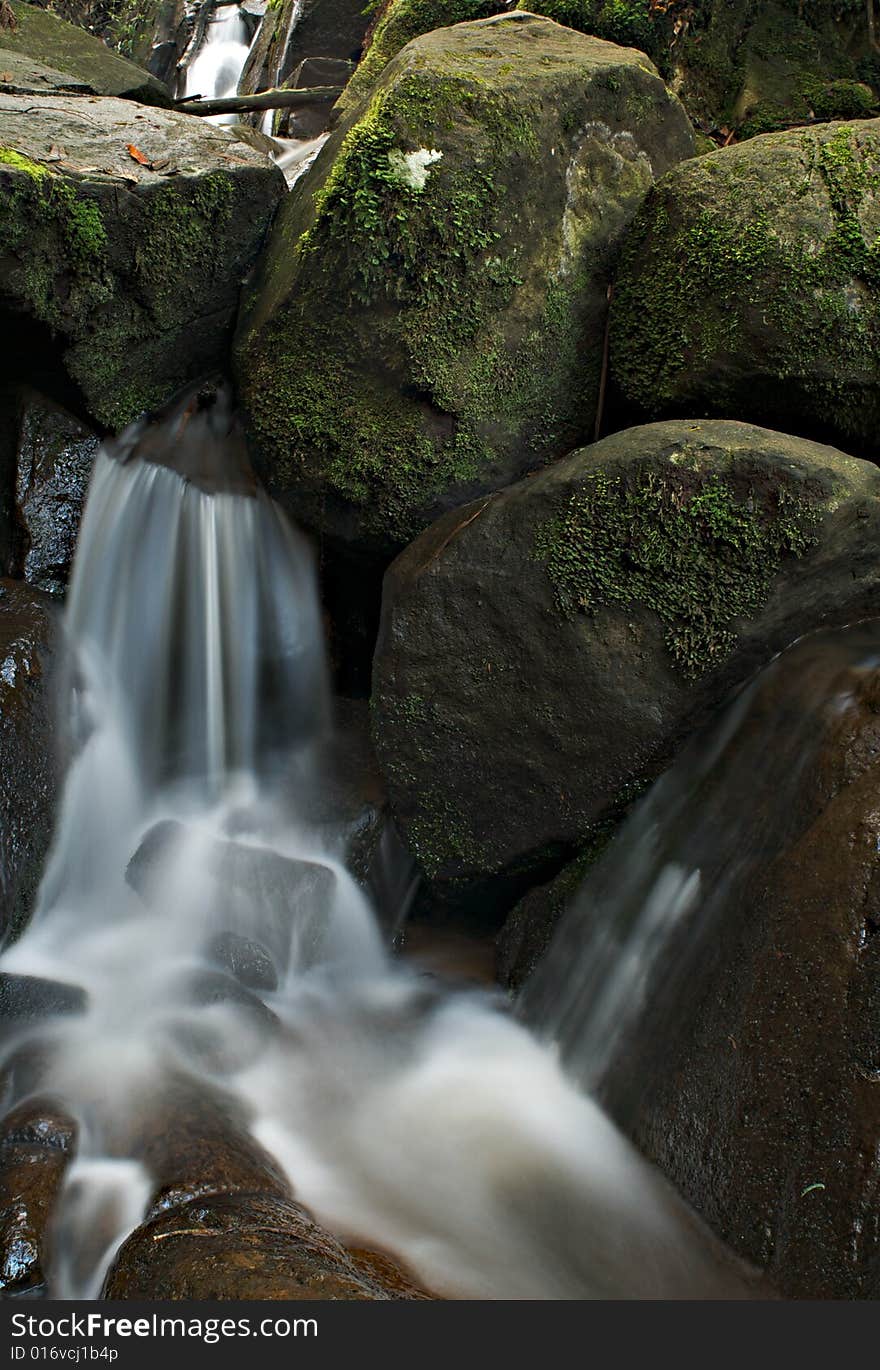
(531, 623), (880, 1298)
(46, 0), (188, 84)
(238, 0), (371, 109)
(372, 419), (880, 903)
(332, 0), (506, 122)
(0, 1), (172, 105)
(0, 580), (59, 944)
(0, 94), (285, 431)
(0, 1097), (77, 1296)
(235, 12), (695, 557)
(610, 120), (880, 459)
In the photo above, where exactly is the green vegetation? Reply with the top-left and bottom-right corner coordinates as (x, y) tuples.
(535, 460), (822, 675)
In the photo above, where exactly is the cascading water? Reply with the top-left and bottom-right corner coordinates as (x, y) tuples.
(183, 5), (253, 125)
(0, 389), (750, 1301)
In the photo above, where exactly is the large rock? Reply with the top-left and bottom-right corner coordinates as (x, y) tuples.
(0, 95), (285, 432)
(235, 12), (695, 557)
(332, 0), (506, 122)
(239, 0), (371, 108)
(610, 120), (880, 459)
(530, 624), (880, 1298)
(372, 419), (880, 903)
(1, 1), (172, 105)
(0, 580), (59, 944)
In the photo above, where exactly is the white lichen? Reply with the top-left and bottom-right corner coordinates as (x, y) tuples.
(387, 147), (443, 190)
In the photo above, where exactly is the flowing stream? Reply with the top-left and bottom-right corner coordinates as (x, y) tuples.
(0, 390), (750, 1301)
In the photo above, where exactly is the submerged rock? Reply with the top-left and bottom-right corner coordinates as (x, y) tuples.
(235, 12), (695, 557)
(610, 119), (880, 459)
(372, 419), (880, 903)
(0, 95), (285, 432)
(0, 1), (172, 105)
(582, 625), (880, 1298)
(0, 580), (59, 944)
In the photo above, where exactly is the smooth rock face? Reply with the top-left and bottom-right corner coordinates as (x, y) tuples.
(610, 119), (880, 459)
(589, 626), (880, 1298)
(235, 13), (695, 557)
(13, 390), (98, 594)
(1, 1), (172, 105)
(372, 419), (880, 901)
(0, 95), (285, 431)
(0, 579), (59, 944)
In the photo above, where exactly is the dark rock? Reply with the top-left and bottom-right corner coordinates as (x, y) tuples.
(0, 95), (285, 432)
(0, 972), (86, 1021)
(208, 931), (278, 992)
(102, 1191), (429, 1299)
(0, 1098), (77, 1295)
(372, 419), (880, 904)
(610, 120), (880, 460)
(0, 580), (59, 943)
(567, 624), (880, 1298)
(239, 0), (371, 110)
(1, 1), (172, 104)
(276, 56), (354, 138)
(235, 13), (696, 558)
(13, 390), (98, 595)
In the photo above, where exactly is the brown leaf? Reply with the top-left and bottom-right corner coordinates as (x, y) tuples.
(0, 72), (13, 83)
(126, 144), (150, 166)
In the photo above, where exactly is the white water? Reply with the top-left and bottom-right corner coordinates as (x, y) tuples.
(184, 4), (252, 124)
(0, 397), (747, 1300)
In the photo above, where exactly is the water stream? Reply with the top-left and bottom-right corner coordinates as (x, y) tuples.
(0, 390), (750, 1301)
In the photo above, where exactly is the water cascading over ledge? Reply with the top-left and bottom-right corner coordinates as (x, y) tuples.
(0, 385), (752, 1301)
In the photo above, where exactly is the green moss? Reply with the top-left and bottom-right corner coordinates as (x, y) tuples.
(612, 125), (880, 445)
(517, 0), (667, 67)
(0, 148), (49, 179)
(534, 458), (823, 676)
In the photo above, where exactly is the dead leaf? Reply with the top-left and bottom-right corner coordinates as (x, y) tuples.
(46, 144), (66, 162)
(0, 72), (13, 83)
(126, 144), (150, 165)
(0, 1), (17, 32)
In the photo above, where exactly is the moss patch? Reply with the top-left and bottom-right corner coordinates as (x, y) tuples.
(534, 456), (823, 676)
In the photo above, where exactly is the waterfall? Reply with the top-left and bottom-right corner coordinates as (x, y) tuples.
(183, 4), (254, 124)
(0, 389), (748, 1300)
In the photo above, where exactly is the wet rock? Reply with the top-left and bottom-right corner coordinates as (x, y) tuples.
(103, 1192), (429, 1299)
(14, 390), (98, 595)
(209, 931), (278, 992)
(126, 820), (337, 968)
(275, 56), (354, 138)
(1, 1), (172, 105)
(585, 625), (880, 1298)
(610, 120), (880, 460)
(0, 48), (94, 96)
(0, 94), (285, 432)
(0, 1098), (77, 1295)
(0, 580), (59, 943)
(0, 973), (86, 1021)
(373, 419), (880, 905)
(235, 12), (695, 559)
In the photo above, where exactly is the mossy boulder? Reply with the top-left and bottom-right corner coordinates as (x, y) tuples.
(0, 94), (285, 431)
(610, 120), (880, 455)
(234, 12), (696, 557)
(0, 580), (59, 946)
(372, 419), (880, 905)
(1, 1), (172, 105)
(333, 0), (507, 121)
